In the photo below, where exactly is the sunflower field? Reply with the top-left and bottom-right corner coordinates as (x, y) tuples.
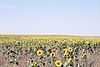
(0, 35), (100, 67)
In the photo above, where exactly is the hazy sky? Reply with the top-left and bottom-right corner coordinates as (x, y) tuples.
(0, 0), (100, 36)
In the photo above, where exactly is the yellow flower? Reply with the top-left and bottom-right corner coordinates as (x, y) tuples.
(63, 51), (69, 57)
(68, 57), (73, 64)
(64, 48), (67, 52)
(85, 41), (89, 44)
(50, 52), (55, 58)
(82, 53), (87, 59)
(33, 61), (37, 67)
(67, 47), (73, 53)
(55, 60), (62, 67)
(63, 48), (69, 57)
(64, 53), (69, 58)
(36, 49), (43, 57)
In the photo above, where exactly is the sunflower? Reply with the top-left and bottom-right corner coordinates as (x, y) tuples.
(55, 60), (62, 67)
(50, 52), (55, 58)
(67, 47), (73, 53)
(63, 48), (69, 57)
(68, 57), (73, 64)
(82, 53), (87, 59)
(85, 41), (89, 44)
(63, 51), (69, 58)
(33, 61), (37, 67)
(64, 48), (67, 53)
(36, 49), (43, 57)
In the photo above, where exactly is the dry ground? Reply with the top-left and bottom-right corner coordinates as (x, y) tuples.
(0, 54), (100, 67)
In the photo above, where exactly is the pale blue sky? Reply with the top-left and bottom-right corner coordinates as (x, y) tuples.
(0, 0), (100, 36)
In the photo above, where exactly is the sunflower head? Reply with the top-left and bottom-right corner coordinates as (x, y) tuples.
(67, 47), (73, 53)
(68, 57), (73, 64)
(33, 61), (37, 67)
(85, 41), (89, 44)
(50, 52), (55, 58)
(64, 48), (67, 53)
(82, 53), (87, 59)
(55, 60), (62, 67)
(63, 51), (69, 58)
(36, 49), (43, 57)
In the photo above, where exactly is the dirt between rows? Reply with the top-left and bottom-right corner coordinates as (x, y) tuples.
(0, 54), (100, 67)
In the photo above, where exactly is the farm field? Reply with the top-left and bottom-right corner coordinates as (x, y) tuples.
(0, 35), (100, 67)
